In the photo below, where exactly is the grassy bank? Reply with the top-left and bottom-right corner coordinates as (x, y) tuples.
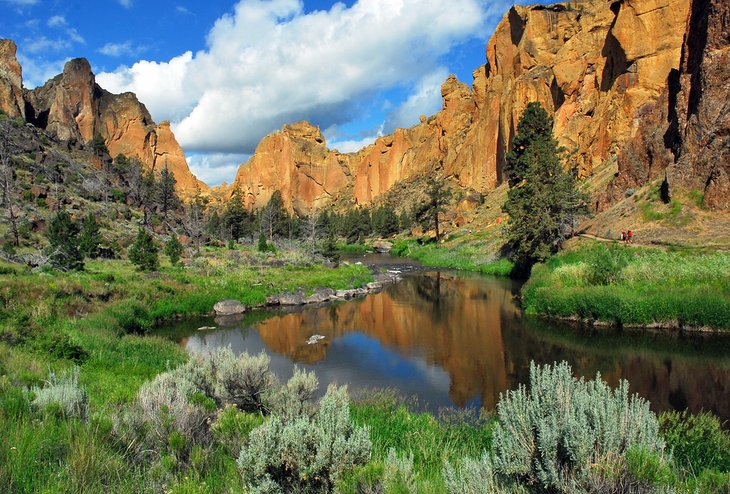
(522, 241), (730, 330)
(1, 245), (729, 492)
(391, 238), (514, 276)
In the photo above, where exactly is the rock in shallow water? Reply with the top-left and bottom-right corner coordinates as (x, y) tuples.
(213, 299), (247, 316)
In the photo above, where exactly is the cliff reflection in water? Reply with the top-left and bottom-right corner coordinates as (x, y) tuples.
(179, 272), (730, 420)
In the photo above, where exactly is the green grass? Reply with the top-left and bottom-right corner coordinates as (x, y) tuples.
(522, 241), (730, 329)
(391, 239), (514, 276)
(0, 249), (375, 492)
(336, 242), (372, 254)
(2, 245), (729, 492)
(342, 394), (495, 492)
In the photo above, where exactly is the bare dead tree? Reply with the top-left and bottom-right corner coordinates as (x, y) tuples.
(260, 201), (275, 242)
(304, 213), (319, 256)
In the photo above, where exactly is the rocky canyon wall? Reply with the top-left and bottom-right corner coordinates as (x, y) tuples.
(232, 0), (693, 211)
(606, 0), (730, 210)
(0, 40), (202, 195)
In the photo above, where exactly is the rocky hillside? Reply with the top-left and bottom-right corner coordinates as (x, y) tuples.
(0, 39), (203, 195)
(231, 0), (708, 212)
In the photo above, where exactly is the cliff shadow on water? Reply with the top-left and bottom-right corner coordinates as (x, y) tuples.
(161, 270), (730, 422)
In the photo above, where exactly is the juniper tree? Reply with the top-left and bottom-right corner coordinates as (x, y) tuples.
(503, 102), (588, 276)
(158, 166), (178, 218)
(48, 210), (84, 271)
(422, 176), (452, 242)
(223, 188), (253, 241)
(129, 228), (159, 271)
(164, 235), (184, 266)
(79, 214), (102, 259)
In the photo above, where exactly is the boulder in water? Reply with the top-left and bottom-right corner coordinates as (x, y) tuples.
(213, 299), (247, 316)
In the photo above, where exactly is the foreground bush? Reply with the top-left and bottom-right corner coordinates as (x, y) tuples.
(29, 367), (88, 420)
(115, 348), (276, 465)
(659, 410), (730, 473)
(445, 362), (665, 493)
(237, 385), (372, 493)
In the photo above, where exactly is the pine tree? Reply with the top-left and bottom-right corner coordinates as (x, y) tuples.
(260, 190), (288, 240)
(375, 205), (399, 237)
(48, 210), (84, 271)
(158, 166), (178, 218)
(79, 214), (102, 259)
(223, 188), (253, 241)
(257, 232), (270, 253)
(503, 103), (589, 276)
(128, 228), (159, 271)
(141, 171), (157, 225)
(422, 177), (452, 242)
(505, 103), (554, 187)
(164, 235), (184, 266)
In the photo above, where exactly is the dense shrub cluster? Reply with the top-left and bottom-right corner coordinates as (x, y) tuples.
(114, 348), (371, 491)
(237, 385), (371, 493)
(444, 362), (666, 494)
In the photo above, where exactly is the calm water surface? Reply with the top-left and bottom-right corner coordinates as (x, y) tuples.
(163, 256), (730, 420)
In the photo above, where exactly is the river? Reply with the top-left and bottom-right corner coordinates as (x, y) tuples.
(161, 255), (730, 421)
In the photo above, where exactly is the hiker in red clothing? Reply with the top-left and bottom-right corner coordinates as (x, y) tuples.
(627, 230), (633, 243)
(621, 231), (626, 242)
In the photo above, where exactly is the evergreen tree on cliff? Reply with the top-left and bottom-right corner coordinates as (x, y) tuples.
(158, 166), (179, 218)
(503, 102), (588, 276)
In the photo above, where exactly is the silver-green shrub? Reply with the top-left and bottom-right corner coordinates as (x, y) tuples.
(491, 361), (663, 492)
(30, 367), (88, 420)
(116, 365), (215, 464)
(209, 348), (275, 412)
(383, 448), (417, 493)
(268, 366), (319, 421)
(115, 348), (293, 466)
(444, 451), (511, 494)
(237, 385), (372, 493)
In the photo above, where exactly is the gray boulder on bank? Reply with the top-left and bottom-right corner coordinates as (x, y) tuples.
(213, 299), (247, 316)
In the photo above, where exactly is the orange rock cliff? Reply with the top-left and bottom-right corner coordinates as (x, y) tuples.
(3, 0), (727, 211)
(0, 41), (203, 195)
(231, 0), (701, 211)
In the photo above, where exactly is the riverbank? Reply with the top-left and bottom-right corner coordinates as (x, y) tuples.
(1, 246), (729, 492)
(522, 240), (730, 331)
(390, 238), (514, 276)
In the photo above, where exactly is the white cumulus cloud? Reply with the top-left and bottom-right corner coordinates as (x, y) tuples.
(186, 152), (249, 186)
(384, 67), (450, 132)
(98, 0), (489, 157)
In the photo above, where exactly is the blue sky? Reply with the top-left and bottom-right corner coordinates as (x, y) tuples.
(1, 0), (525, 185)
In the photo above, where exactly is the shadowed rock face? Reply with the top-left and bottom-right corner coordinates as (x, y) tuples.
(606, 0), (730, 210)
(0, 40), (25, 120)
(0, 45), (203, 195)
(231, 0), (692, 211)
